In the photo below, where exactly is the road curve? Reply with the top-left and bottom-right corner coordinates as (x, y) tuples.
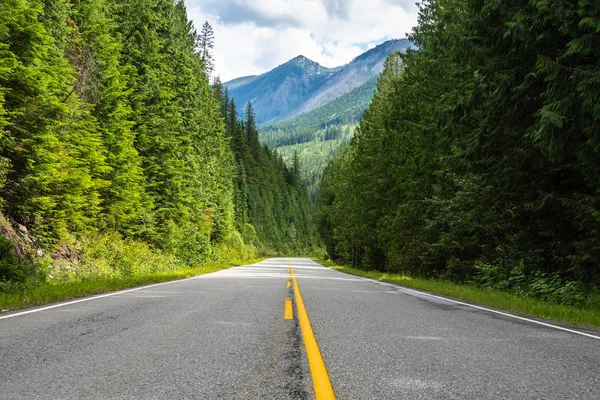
(1, 258), (599, 399)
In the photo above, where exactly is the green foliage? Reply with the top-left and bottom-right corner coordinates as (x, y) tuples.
(318, 0), (600, 302)
(0, 237), (20, 281)
(1, 0), (109, 244)
(0, 0), (319, 294)
(212, 229), (259, 266)
(69, 0), (150, 237)
(276, 128), (354, 202)
(259, 79), (376, 201)
(258, 81), (377, 205)
(162, 221), (212, 267)
(318, 258), (600, 329)
(50, 233), (183, 282)
(216, 95), (321, 255)
(473, 262), (600, 309)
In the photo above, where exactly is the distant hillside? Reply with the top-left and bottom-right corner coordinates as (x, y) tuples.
(260, 77), (379, 202)
(291, 40), (412, 117)
(229, 39), (413, 202)
(225, 39), (412, 126)
(261, 77), (378, 148)
(224, 56), (338, 125)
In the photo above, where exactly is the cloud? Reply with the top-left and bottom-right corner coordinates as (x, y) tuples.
(184, 0), (418, 81)
(384, 0), (419, 11)
(197, 0), (302, 28)
(323, 0), (350, 20)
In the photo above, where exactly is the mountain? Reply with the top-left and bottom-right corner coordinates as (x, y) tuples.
(224, 56), (339, 125)
(225, 39), (413, 202)
(259, 77), (379, 202)
(225, 75), (258, 90)
(290, 39), (412, 117)
(261, 76), (378, 148)
(224, 39), (412, 126)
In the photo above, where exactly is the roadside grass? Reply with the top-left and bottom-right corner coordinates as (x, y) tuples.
(315, 258), (600, 329)
(0, 258), (265, 312)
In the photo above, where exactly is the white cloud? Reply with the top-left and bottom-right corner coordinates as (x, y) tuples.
(185, 0), (418, 81)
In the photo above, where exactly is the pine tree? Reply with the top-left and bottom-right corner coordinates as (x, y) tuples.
(0, 0), (108, 245)
(245, 101), (261, 164)
(197, 21), (215, 75)
(69, 0), (151, 237)
(0, 0), (319, 273)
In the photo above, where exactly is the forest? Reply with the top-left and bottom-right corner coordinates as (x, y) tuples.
(2, 0), (599, 313)
(260, 77), (377, 202)
(318, 0), (600, 307)
(0, 0), (319, 290)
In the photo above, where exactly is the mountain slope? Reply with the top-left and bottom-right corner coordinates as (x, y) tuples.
(259, 77), (379, 201)
(225, 56), (338, 125)
(291, 39), (412, 117)
(261, 76), (378, 148)
(225, 39), (412, 126)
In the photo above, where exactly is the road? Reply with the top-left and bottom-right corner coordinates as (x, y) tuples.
(1, 258), (599, 399)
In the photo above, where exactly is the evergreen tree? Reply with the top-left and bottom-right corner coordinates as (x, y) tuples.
(197, 21), (215, 75)
(245, 101), (261, 168)
(69, 0), (150, 237)
(0, 0), (108, 245)
(319, 0), (600, 288)
(216, 91), (320, 254)
(0, 0), (319, 282)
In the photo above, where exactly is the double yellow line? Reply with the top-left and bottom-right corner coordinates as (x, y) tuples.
(285, 260), (336, 400)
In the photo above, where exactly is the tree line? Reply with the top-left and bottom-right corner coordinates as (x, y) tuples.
(212, 79), (321, 255)
(0, 0), (318, 282)
(318, 0), (600, 303)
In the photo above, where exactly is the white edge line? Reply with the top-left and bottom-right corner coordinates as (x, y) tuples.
(321, 265), (600, 341)
(0, 262), (262, 321)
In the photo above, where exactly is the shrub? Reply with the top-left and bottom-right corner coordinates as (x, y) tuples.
(0, 237), (20, 281)
(473, 261), (595, 308)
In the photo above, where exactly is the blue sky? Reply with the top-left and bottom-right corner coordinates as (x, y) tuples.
(185, 0), (419, 81)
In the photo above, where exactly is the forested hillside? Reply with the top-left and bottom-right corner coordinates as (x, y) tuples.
(225, 39), (411, 126)
(224, 56), (339, 125)
(212, 79), (320, 255)
(256, 42), (412, 202)
(291, 39), (412, 118)
(261, 77), (377, 149)
(261, 78), (376, 201)
(319, 0), (600, 306)
(0, 0), (319, 288)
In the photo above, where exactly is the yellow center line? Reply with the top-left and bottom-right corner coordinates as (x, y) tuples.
(289, 260), (336, 400)
(284, 298), (293, 320)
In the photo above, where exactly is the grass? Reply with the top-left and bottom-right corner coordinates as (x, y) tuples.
(0, 257), (265, 312)
(315, 258), (600, 330)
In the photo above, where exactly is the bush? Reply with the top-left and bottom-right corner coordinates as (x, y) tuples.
(162, 221), (213, 267)
(473, 261), (596, 308)
(0, 237), (20, 281)
(49, 233), (185, 282)
(213, 230), (258, 265)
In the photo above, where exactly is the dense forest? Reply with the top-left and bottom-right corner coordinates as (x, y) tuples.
(0, 0), (319, 286)
(274, 125), (355, 203)
(211, 80), (320, 255)
(319, 0), (600, 305)
(261, 77), (377, 202)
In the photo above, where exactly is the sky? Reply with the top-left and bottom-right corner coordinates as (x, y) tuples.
(185, 0), (419, 82)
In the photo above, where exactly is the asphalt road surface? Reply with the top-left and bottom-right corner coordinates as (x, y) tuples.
(1, 258), (599, 399)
